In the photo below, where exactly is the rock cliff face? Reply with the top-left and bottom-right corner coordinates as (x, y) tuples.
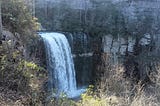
(102, 34), (160, 83)
(102, 34), (160, 61)
(35, 0), (160, 84)
(41, 32), (160, 86)
(1, 30), (25, 55)
(65, 32), (93, 87)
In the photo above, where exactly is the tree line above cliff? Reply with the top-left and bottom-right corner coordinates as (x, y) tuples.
(35, 0), (160, 38)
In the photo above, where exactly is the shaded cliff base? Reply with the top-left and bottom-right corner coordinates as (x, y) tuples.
(92, 53), (160, 106)
(43, 53), (160, 106)
(44, 61), (160, 106)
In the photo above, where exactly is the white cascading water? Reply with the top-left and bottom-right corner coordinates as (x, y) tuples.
(39, 32), (85, 98)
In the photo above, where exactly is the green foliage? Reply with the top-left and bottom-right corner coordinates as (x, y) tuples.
(0, 40), (47, 105)
(76, 85), (121, 106)
(0, 0), (46, 105)
(2, 0), (40, 42)
(0, 0), (45, 101)
(0, 43), (28, 92)
(48, 97), (76, 106)
(0, 41), (44, 89)
(77, 85), (102, 106)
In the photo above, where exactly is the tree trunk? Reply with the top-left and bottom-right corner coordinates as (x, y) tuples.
(32, 0), (35, 17)
(0, 0), (2, 41)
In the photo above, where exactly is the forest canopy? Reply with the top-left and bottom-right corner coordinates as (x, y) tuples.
(36, 0), (160, 38)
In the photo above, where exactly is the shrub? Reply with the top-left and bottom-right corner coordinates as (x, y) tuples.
(2, 0), (40, 42)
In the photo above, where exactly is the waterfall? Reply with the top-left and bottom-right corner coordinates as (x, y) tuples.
(39, 32), (85, 98)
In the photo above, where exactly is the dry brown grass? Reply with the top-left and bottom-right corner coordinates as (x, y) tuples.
(95, 53), (160, 106)
(1, 52), (160, 106)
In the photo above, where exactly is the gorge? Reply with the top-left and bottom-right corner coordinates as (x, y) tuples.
(1, 0), (160, 105)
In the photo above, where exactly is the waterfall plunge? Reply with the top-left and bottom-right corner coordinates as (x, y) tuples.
(40, 32), (85, 98)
